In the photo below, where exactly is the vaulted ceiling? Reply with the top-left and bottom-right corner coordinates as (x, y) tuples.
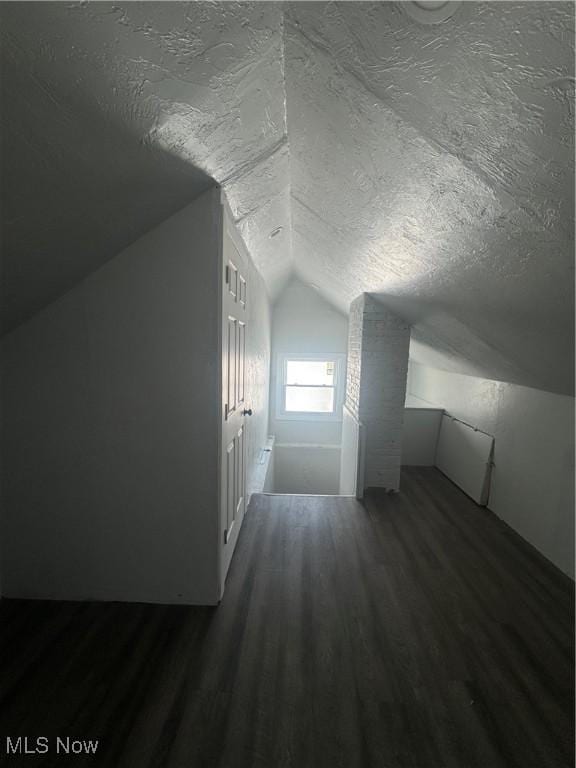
(1, 2), (574, 395)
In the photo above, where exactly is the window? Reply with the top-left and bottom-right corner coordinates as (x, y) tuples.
(276, 353), (346, 421)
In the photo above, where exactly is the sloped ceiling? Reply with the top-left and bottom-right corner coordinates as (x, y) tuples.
(0, 1), (291, 332)
(1, 2), (574, 395)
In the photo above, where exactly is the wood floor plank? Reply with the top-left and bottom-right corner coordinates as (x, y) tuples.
(0, 468), (573, 767)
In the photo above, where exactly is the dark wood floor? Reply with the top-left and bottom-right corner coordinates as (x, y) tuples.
(1, 467), (573, 768)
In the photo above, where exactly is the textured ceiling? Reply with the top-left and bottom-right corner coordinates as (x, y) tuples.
(0, 1), (291, 332)
(1, 2), (574, 395)
(286, 1), (574, 395)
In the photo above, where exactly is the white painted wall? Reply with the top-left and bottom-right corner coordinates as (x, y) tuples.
(274, 444), (341, 495)
(270, 278), (348, 444)
(408, 362), (575, 579)
(401, 407), (443, 466)
(269, 279), (348, 493)
(0, 187), (272, 604)
(339, 405), (362, 495)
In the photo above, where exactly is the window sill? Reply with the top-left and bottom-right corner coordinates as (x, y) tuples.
(275, 414), (343, 423)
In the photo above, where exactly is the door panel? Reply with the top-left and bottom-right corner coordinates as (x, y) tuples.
(228, 261), (238, 300)
(238, 322), (245, 406)
(227, 316), (237, 417)
(226, 438), (235, 541)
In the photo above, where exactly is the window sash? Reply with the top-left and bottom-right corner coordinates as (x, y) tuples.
(283, 384), (335, 413)
(285, 359), (335, 387)
(276, 354), (345, 421)
(284, 384), (334, 389)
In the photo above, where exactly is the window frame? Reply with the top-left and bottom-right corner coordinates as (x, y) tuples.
(275, 352), (346, 422)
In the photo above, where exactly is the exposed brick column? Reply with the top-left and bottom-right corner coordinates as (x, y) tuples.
(345, 294), (410, 492)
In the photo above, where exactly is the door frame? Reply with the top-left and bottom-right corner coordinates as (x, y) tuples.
(217, 191), (249, 599)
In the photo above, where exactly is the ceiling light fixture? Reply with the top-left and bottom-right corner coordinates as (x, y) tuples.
(269, 226), (283, 239)
(402, 1), (461, 24)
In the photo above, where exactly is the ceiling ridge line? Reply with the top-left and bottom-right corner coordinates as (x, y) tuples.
(281, 8), (296, 279)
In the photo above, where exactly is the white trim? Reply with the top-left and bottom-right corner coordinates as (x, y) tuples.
(275, 442), (341, 449)
(275, 352), (346, 422)
(340, 403), (367, 499)
(259, 493), (357, 498)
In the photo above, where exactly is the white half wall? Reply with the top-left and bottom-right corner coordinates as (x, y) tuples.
(273, 444), (340, 495)
(1, 187), (271, 604)
(339, 405), (362, 495)
(401, 407), (443, 466)
(435, 414), (494, 505)
(408, 362), (575, 579)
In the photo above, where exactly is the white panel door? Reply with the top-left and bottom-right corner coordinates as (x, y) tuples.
(221, 209), (250, 589)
